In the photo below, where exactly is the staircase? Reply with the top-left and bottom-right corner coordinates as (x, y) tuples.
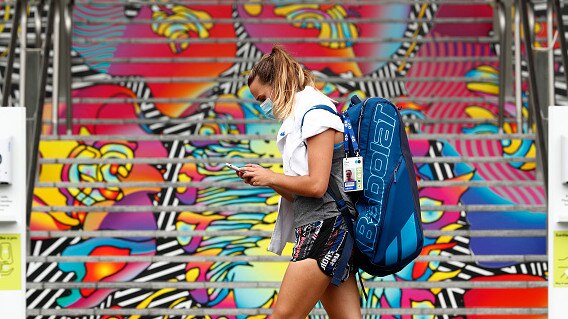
(0, 0), (560, 317)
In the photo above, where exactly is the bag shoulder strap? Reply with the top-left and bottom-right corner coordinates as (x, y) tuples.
(327, 181), (368, 300)
(300, 104), (341, 132)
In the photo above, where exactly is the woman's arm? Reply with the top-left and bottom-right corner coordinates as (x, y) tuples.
(271, 185), (295, 202)
(240, 129), (336, 198)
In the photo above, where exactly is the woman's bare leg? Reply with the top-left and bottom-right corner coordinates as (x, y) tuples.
(272, 259), (331, 319)
(320, 274), (361, 319)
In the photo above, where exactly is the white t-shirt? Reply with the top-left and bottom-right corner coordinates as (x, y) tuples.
(276, 86), (344, 176)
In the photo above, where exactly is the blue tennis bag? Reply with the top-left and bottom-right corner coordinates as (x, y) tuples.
(343, 95), (423, 278)
(302, 95), (423, 285)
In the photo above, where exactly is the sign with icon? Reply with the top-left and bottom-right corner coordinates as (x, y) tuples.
(0, 234), (20, 290)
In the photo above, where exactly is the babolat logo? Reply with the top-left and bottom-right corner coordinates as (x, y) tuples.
(356, 105), (397, 252)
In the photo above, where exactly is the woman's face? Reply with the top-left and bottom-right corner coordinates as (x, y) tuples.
(248, 78), (273, 104)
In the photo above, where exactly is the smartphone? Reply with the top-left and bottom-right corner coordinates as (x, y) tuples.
(225, 163), (242, 172)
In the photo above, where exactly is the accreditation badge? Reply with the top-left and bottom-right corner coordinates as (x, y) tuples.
(343, 156), (363, 192)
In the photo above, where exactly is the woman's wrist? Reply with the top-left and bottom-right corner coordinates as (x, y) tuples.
(268, 171), (278, 188)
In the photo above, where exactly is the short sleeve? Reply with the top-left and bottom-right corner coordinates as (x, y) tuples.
(300, 108), (344, 141)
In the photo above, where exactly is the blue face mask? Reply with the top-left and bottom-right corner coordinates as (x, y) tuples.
(260, 98), (275, 119)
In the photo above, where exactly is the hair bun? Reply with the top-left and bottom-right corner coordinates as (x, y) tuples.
(271, 45), (284, 56)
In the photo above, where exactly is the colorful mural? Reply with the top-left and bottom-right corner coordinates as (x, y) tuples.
(22, 1), (549, 318)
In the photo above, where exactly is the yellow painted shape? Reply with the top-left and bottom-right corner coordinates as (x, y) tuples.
(465, 105), (495, 119)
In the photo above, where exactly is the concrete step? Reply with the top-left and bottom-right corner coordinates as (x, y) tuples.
(28, 254), (547, 263)
(44, 116), (522, 126)
(29, 229), (547, 239)
(38, 133), (537, 141)
(31, 204), (546, 213)
(69, 96), (519, 104)
(71, 75), (500, 84)
(25, 307), (546, 318)
(71, 36), (499, 45)
(72, 16), (495, 25)
(71, 56), (501, 64)
(38, 155), (536, 165)
(34, 180), (544, 188)
(26, 280), (548, 290)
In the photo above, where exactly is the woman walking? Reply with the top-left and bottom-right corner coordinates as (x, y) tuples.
(238, 45), (361, 319)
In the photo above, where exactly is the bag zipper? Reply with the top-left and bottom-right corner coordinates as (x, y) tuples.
(357, 99), (369, 143)
(394, 165), (398, 183)
(382, 157), (403, 216)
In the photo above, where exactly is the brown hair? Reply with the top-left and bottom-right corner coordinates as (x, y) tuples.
(247, 45), (315, 119)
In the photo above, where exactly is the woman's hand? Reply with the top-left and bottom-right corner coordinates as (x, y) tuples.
(240, 164), (275, 187)
(236, 168), (252, 184)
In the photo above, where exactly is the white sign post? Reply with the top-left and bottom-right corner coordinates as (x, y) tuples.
(548, 106), (568, 318)
(0, 107), (26, 319)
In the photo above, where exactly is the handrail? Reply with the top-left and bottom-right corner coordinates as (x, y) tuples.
(51, 0), (60, 135)
(64, 0), (73, 134)
(32, 1), (44, 49)
(553, 0), (568, 91)
(519, 0), (548, 193)
(548, 0), (555, 107)
(19, 0), (28, 106)
(514, 2), (523, 131)
(49, 0), (74, 135)
(26, 0), (56, 226)
(1, 0), (23, 107)
(496, 0), (508, 132)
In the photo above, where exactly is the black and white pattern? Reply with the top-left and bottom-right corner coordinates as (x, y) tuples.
(27, 238), (80, 317)
(391, 3), (438, 77)
(427, 140), (456, 180)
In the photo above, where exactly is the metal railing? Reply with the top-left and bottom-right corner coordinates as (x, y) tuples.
(553, 0), (568, 88)
(1, 0), (24, 107)
(487, 0), (568, 195)
(26, 0), (56, 224)
(489, 0), (568, 195)
(517, 0), (568, 193)
(51, 0), (73, 135)
(496, 0), (511, 132)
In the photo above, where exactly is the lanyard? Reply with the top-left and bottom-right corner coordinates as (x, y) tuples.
(299, 104), (360, 156)
(342, 113), (359, 156)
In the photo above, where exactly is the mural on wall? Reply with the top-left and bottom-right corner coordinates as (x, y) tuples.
(20, 1), (549, 318)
